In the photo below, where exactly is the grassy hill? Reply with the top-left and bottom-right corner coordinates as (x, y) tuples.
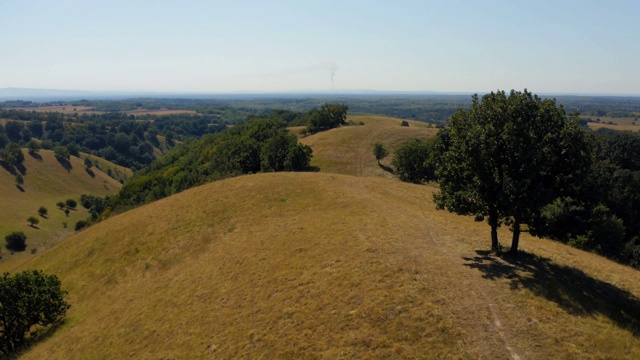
(4, 116), (640, 358)
(7, 172), (640, 359)
(300, 115), (437, 178)
(0, 149), (122, 267)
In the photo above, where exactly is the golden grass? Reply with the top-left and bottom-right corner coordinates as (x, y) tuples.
(300, 116), (438, 178)
(584, 116), (640, 132)
(80, 152), (133, 184)
(0, 150), (121, 269)
(11, 172), (640, 359)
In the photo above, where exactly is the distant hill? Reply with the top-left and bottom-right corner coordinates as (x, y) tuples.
(0, 149), (122, 265)
(10, 172), (640, 359)
(300, 115), (437, 177)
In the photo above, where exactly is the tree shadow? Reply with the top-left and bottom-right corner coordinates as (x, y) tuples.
(85, 167), (95, 178)
(56, 157), (72, 172)
(16, 185), (25, 192)
(1, 162), (16, 175)
(15, 163), (26, 175)
(462, 250), (640, 336)
(28, 151), (43, 162)
(378, 163), (395, 174)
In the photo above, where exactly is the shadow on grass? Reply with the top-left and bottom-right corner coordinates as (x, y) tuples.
(56, 157), (72, 172)
(13, 319), (66, 359)
(16, 185), (25, 192)
(463, 250), (640, 336)
(28, 151), (43, 162)
(85, 167), (95, 178)
(378, 163), (395, 174)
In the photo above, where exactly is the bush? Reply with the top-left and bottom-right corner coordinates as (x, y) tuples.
(392, 140), (435, 183)
(5, 232), (26, 252)
(38, 206), (48, 217)
(401, 120), (409, 127)
(65, 199), (77, 209)
(27, 216), (39, 227)
(0, 270), (70, 355)
(74, 220), (88, 231)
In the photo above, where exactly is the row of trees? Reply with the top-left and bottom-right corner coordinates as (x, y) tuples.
(387, 90), (640, 267)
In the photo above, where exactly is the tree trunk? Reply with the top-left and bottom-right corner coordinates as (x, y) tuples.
(489, 206), (500, 251)
(509, 220), (521, 254)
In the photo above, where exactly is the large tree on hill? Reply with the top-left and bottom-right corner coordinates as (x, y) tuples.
(307, 103), (348, 133)
(434, 89), (593, 253)
(0, 270), (70, 356)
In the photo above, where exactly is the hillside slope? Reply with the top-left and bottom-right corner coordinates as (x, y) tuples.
(14, 172), (640, 359)
(0, 150), (121, 266)
(300, 115), (437, 178)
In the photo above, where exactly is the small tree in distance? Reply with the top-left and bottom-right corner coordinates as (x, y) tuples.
(5, 232), (26, 252)
(56, 201), (65, 210)
(27, 216), (39, 227)
(373, 143), (388, 165)
(65, 199), (77, 209)
(38, 206), (48, 218)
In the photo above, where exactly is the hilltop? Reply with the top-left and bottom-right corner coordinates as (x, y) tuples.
(0, 149), (122, 267)
(10, 172), (640, 359)
(5, 115), (640, 359)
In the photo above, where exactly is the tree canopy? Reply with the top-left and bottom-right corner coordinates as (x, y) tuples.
(434, 89), (593, 253)
(0, 270), (70, 355)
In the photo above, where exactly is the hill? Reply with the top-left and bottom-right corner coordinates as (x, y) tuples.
(300, 115), (437, 178)
(0, 149), (122, 266)
(9, 172), (640, 359)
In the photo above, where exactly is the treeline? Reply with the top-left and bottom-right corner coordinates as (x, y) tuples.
(388, 92), (640, 268)
(82, 104), (346, 220)
(0, 109), (227, 171)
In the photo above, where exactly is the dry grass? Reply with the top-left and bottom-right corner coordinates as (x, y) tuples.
(10, 172), (640, 359)
(300, 116), (438, 178)
(123, 109), (197, 116)
(81, 152), (133, 184)
(0, 150), (121, 269)
(7, 116), (640, 358)
(584, 116), (640, 132)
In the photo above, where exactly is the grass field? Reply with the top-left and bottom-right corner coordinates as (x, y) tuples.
(9, 172), (640, 359)
(0, 150), (122, 268)
(584, 116), (640, 132)
(300, 115), (437, 178)
(5, 116), (640, 358)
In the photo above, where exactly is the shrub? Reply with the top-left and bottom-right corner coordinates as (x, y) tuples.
(5, 232), (26, 252)
(65, 199), (77, 209)
(74, 220), (88, 231)
(0, 270), (70, 355)
(401, 120), (409, 127)
(38, 206), (48, 217)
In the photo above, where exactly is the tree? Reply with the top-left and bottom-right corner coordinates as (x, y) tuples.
(38, 206), (48, 217)
(27, 140), (40, 154)
(372, 143), (388, 165)
(65, 199), (77, 209)
(56, 201), (65, 210)
(401, 120), (409, 127)
(392, 140), (435, 184)
(434, 90), (593, 253)
(5, 232), (26, 252)
(307, 104), (348, 134)
(27, 216), (39, 227)
(53, 146), (70, 161)
(64, 209), (70, 217)
(14, 174), (23, 187)
(0, 270), (70, 355)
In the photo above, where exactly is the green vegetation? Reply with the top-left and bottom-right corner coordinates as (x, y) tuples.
(372, 143), (388, 164)
(0, 270), (69, 356)
(27, 216), (39, 227)
(109, 113), (316, 212)
(434, 90), (592, 253)
(307, 103), (349, 133)
(392, 139), (435, 184)
(5, 231), (26, 252)
(38, 206), (48, 218)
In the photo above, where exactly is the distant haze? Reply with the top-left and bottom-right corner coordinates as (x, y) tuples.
(1, 0), (639, 96)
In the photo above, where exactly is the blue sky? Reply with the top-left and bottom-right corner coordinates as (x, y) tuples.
(1, 0), (638, 95)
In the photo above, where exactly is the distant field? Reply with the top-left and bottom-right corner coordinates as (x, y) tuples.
(6, 105), (196, 116)
(583, 116), (640, 132)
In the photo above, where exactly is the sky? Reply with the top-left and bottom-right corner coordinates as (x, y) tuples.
(1, 0), (639, 95)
